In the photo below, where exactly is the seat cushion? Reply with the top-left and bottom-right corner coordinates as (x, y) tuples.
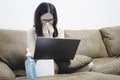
(15, 72), (120, 80)
(21, 72), (120, 80)
(0, 61), (16, 80)
(64, 30), (108, 58)
(14, 70), (26, 77)
(100, 26), (120, 57)
(92, 57), (120, 75)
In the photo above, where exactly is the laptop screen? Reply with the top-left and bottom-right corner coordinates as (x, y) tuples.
(34, 37), (80, 61)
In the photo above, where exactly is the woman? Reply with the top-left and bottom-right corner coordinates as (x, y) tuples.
(29, 2), (64, 74)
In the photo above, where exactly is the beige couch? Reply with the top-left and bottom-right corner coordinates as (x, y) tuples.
(0, 26), (120, 80)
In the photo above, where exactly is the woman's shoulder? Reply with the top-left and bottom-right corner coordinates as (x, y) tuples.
(29, 27), (35, 32)
(57, 27), (64, 38)
(28, 27), (36, 39)
(28, 27), (36, 35)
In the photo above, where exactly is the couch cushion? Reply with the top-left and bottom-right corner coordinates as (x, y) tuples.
(0, 61), (16, 80)
(92, 57), (120, 75)
(57, 55), (92, 73)
(0, 29), (27, 70)
(100, 26), (120, 57)
(76, 61), (93, 72)
(15, 72), (120, 80)
(14, 70), (26, 77)
(64, 30), (108, 58)
(21, 72), (120, 80)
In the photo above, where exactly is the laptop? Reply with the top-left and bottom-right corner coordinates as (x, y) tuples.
(34, 37), (80, 61)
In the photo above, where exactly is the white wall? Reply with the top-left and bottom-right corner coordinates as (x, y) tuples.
(0, 0), (120, 30)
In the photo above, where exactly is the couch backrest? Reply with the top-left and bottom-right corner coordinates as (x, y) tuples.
(0, 29), (27, 70)
(100, 26), (120, 57)
(64, 29), (108, 58)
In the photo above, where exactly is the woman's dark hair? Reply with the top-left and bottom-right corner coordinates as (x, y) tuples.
(34, 2), (58, 37)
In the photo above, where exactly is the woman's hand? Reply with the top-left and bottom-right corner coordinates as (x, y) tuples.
(42, 23), (54, 38)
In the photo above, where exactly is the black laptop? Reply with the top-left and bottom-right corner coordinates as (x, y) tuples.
(34, 37), (80, 61)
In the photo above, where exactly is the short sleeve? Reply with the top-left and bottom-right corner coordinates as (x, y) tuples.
(57, 28), (64, 38)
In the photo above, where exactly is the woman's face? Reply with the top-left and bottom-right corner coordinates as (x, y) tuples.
(40, 12), (54, 37)
(40, 12), (54, 26)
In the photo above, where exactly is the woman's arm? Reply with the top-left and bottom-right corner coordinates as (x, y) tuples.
(27, 27), (36, 57)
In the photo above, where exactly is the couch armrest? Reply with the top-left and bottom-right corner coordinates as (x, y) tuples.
(0, 61), (16, 80)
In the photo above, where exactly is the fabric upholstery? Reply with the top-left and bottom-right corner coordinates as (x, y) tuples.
(100, 26), (120, 57)
(27, 72), (120, 80)
(76, 62), (93, 72)
(15, 72), (120, 80)
(64, 30), (108, 58)
(0, 61), (15, 80)
(14, 70), (26, 77)
(92, 57), (120, 74)
(57, 55), (92, 73)
(0, 29), (27, 70)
